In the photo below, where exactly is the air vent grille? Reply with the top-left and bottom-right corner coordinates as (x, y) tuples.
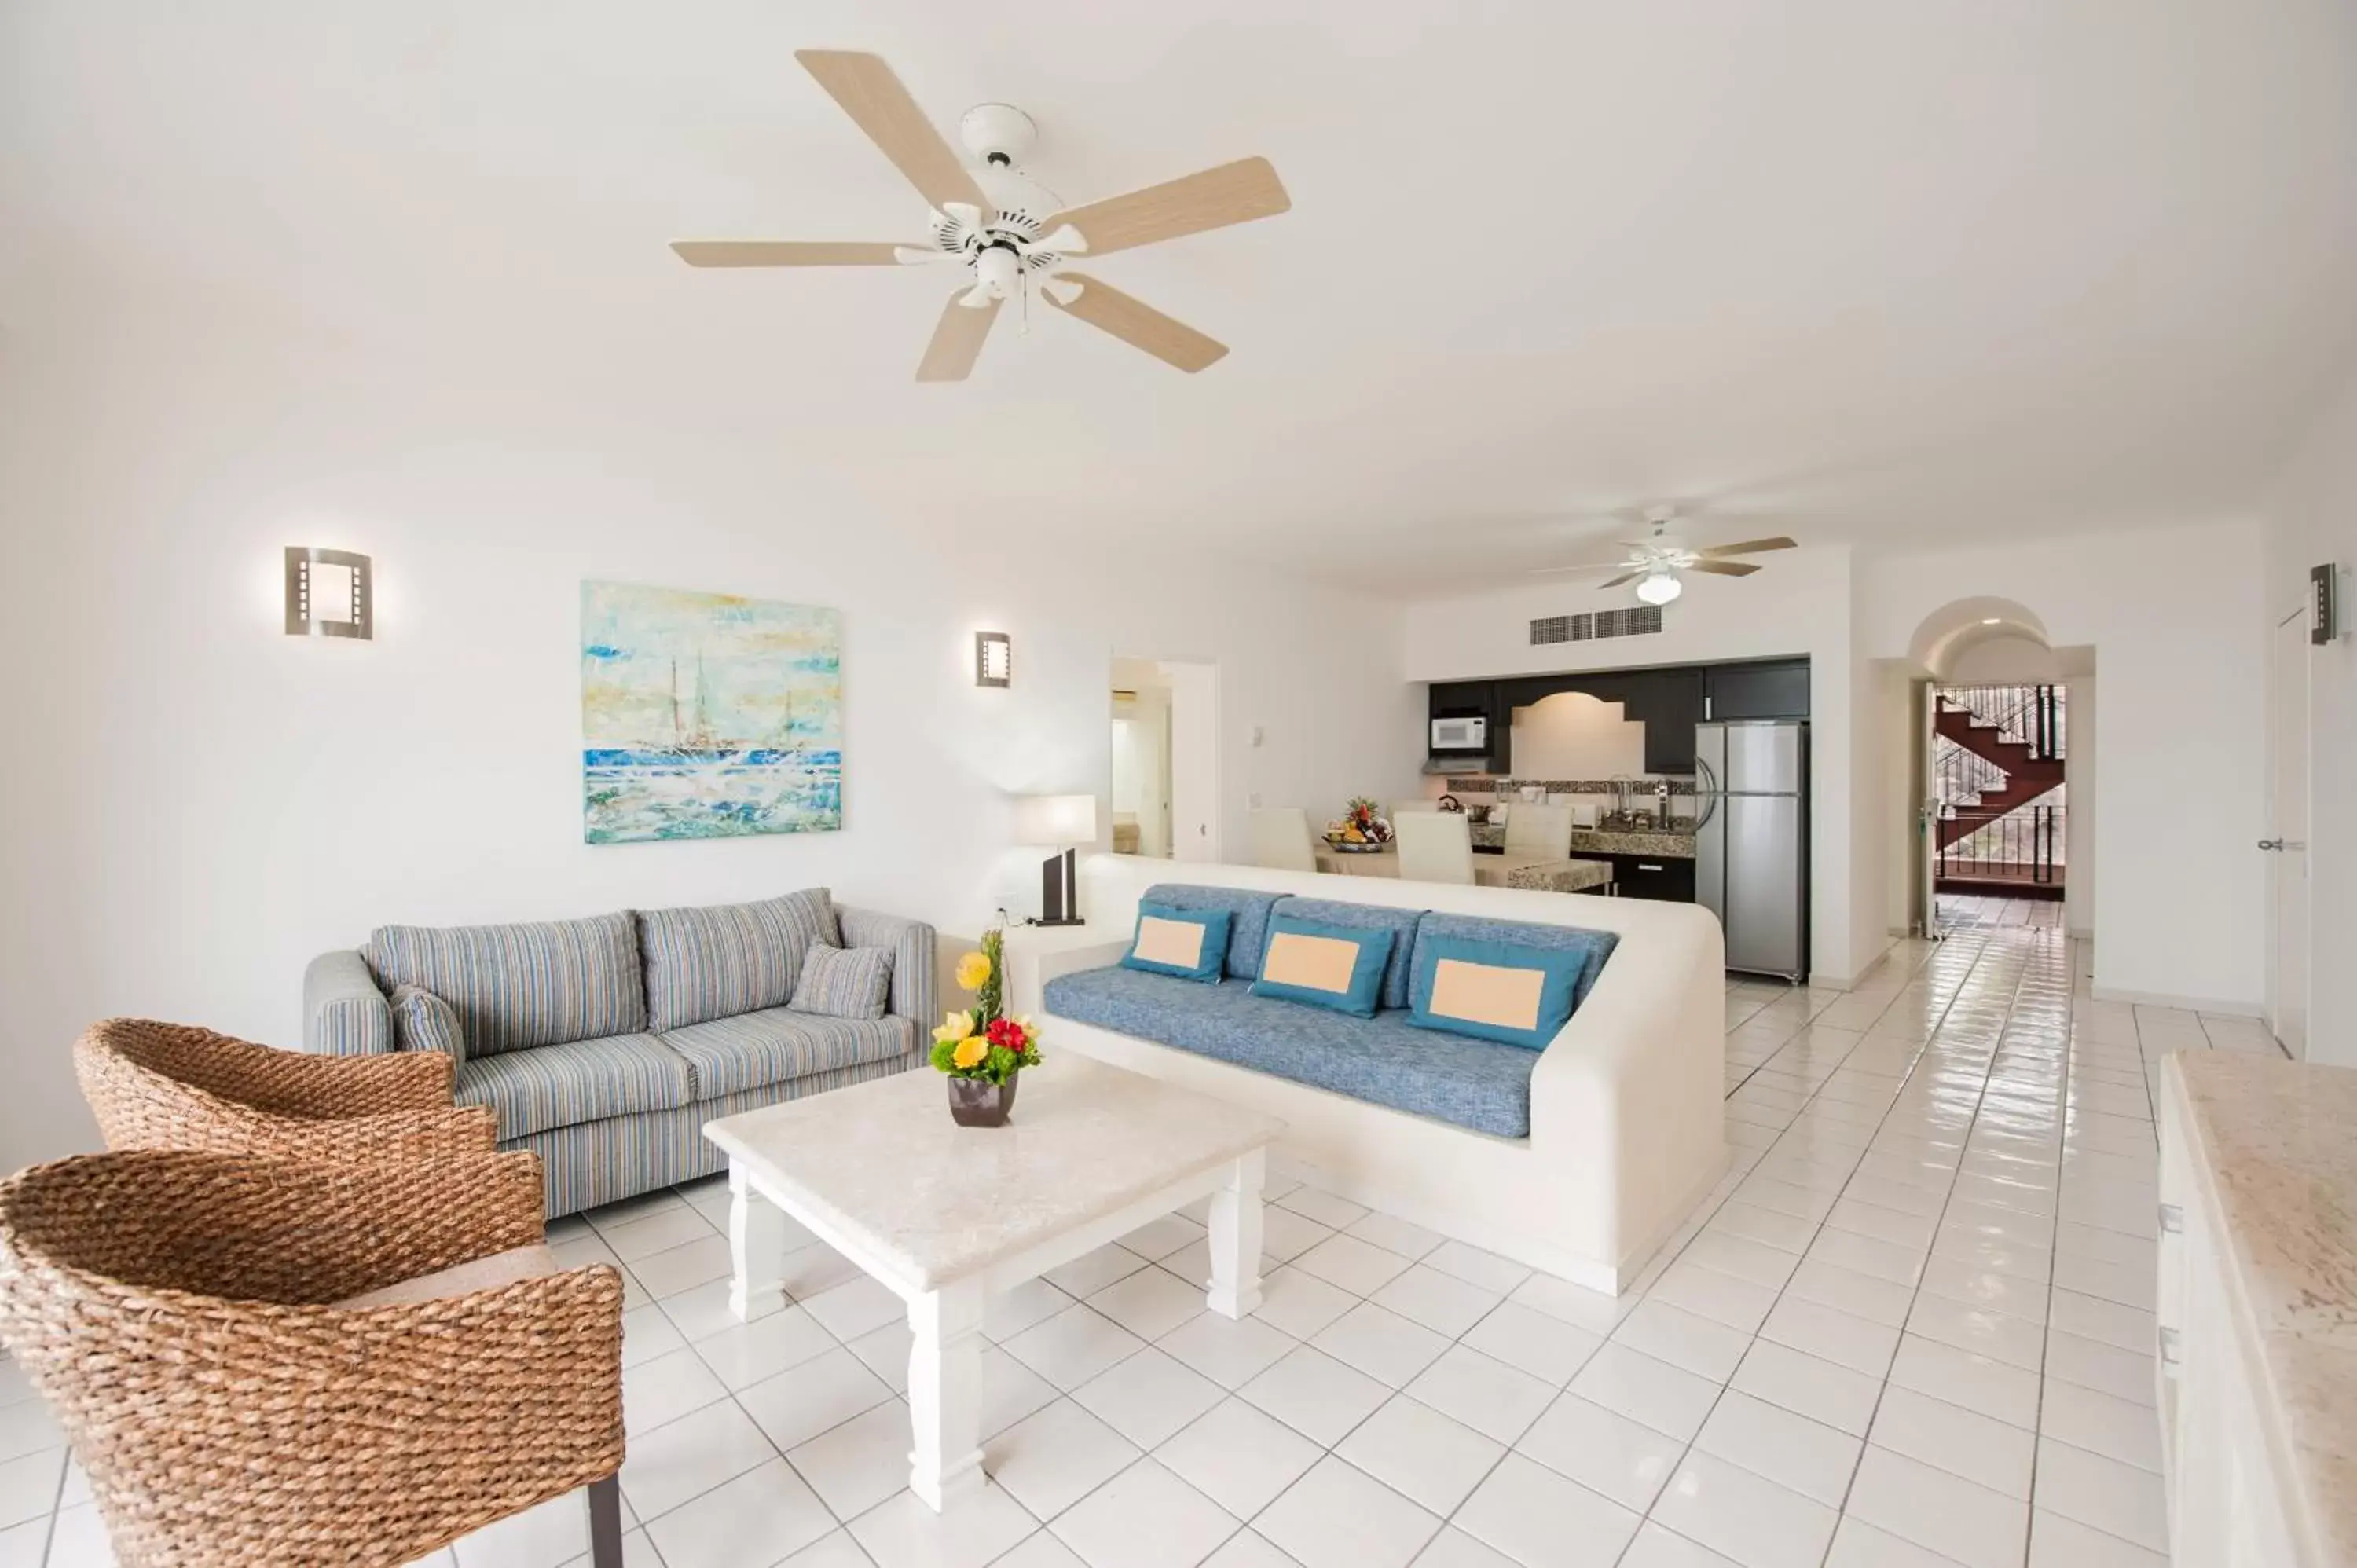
(1529, 605), (1663, 646)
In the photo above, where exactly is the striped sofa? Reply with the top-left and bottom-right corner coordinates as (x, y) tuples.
(301, 890), (933, 1217)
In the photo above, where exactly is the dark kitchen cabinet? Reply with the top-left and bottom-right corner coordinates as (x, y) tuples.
(1629, 670), (1703, 773)
(1705, 661), (1810, 721)
(1574, 852), (1696, 903)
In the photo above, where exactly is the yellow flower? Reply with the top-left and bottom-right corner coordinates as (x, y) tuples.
(955, 951), (992, 991)
(952, 1036), (989, 1069)
(932, 1011), (975, 1046)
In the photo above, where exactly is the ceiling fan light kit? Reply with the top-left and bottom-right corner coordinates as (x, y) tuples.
(670, 50), (1292, 381)
(1529, 505), (1798, 605)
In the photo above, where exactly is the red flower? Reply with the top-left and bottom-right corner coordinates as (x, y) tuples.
(985, 1017), (1028, 1051)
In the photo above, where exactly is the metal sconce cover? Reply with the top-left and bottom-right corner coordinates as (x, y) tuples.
(285, 548), (373, 639)
(975, 630), (1011, 687)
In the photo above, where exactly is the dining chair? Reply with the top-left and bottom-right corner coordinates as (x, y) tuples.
(1395, 811), (1476, 885)
(75, 1018), (496, 1163)
(0, 1149), (624, 1568)
(1505, 803), (1574, 859)
(1389, 800), (1439, 826)
(1249, 808), (1320, 872)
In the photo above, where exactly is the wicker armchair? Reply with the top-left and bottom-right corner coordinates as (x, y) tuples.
(0, 1149), (624, 1568)
(75, 1018), (494, 1160)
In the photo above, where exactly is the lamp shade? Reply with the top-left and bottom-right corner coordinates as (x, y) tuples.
(1014, 793), (1098, 846)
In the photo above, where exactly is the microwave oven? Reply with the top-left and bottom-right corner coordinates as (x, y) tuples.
(1431, 714), (1488, 752)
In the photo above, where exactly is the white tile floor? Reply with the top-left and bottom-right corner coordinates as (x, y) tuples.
(10, 914), (2287, 1566)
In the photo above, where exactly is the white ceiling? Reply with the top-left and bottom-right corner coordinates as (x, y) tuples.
(6, 0), (2356, 593)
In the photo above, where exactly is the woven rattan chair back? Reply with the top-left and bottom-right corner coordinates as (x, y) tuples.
(74, 1019), (493, 1160)
(0, 1149), (623, 1568)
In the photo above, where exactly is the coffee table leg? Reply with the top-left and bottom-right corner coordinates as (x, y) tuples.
(1206, 1148), (1267, 1319)
(906, 1278), (988, 1511)
(727, 1167), (786, 1321)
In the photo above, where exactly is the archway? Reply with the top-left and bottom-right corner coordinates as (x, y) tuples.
(1883, 601), (2095, 940)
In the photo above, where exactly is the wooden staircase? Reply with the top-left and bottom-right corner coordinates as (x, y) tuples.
(1934, 698), (2065, 848)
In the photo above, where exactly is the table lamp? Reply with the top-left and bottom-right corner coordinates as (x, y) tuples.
(1014, 793), (1098, 926)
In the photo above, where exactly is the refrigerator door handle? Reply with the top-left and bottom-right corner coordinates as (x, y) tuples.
(1693, 756), (1720, 831)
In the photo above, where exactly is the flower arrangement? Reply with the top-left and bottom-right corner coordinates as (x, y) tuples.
(930, 928), (1043, 1087)
(1324, 796), (1394, 847)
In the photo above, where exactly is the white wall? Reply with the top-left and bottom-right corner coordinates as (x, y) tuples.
(2261, 360), (2357, 1063)
(1858, 521), (2267, 1011)
(0, 320), (1421, 1169)
(1404, 548), (1873, 983)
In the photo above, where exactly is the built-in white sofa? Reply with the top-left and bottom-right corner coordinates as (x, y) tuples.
(1004, 857), (1726, 1295)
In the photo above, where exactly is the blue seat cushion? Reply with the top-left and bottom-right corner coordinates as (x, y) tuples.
(1409, 912), (1618, 1011)
(457, 1031), (695, 1141)
(1268, 896), (1424, 1010)
(661, 1007), (917, 1099)
(1139, 885), (1283, 980)
(1043, 965), (1538, 1138)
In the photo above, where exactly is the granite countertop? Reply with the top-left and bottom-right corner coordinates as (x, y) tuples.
(1467, 820), (1698, 859)
(2165, 1051), (2357, 1563)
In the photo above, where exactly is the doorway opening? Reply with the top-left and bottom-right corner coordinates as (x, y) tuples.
(1111, 657), (1220, 863)
(1932, 682), (2066, 904)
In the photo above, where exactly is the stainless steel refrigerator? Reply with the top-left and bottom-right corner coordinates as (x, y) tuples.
(1695, 720), (1810, 981)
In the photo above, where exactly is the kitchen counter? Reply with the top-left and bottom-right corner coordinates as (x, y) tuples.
(1467, 820), (1698, 859)
(1310, 843), (1614, 894)
(2158, 1051), (2357, 1566)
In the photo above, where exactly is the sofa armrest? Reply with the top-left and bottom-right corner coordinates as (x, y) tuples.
(304, 951), (394, 1057)
(837, 907), (936, 1030)
(1006, 938), (1131, 1017)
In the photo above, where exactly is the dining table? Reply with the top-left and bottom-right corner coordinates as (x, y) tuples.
(1309, 842), (1616, 894)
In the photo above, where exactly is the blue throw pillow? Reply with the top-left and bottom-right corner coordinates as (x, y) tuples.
(1120, 902), (1230, 983)
(1249, 914), (1393, 1017)
(1409, 934), (1585, 1050)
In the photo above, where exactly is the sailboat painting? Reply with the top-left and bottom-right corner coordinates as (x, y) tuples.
(580, 581), (843, 844)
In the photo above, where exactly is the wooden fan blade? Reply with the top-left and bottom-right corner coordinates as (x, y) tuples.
(1044, 157), (1291, 258)
(1596, 572), (1641, 589)
(795, 51), (988, 213)
(1687, 559), (1761, 577)
(1698, 537), (1797, 556)
(916, 291), (1000, 382)
(671, 241), (911, 267)
(1045, 273), (1228, 372)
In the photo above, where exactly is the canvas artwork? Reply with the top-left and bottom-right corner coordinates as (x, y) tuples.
(581, 581), (843, 844)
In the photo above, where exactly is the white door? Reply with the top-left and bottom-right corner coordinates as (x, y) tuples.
(1163, 661), (1222, 863)
(2268, 610), (2310, 1058)
(1915, 680), (1942, 939)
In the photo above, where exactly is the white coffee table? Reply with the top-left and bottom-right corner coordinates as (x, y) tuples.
(702, 1058), (1285, 1511)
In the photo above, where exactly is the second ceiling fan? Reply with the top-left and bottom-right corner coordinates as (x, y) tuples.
(1532, 506), (1798, 605)
(672, 50), (1292, 381)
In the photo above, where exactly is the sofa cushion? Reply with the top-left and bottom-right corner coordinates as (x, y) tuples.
(1140, 885), (1284, 980)
(368, 913), (647, 1057)
(661, 1007), (916, 1099)
(638, 890), (841, 1031)
(1121, 903), (1231, 983)
(789, 940), (893, 1020)
(1409, 935), (1585, 1050)
(456, 1031), (695, 1141)
(1250, 914), (1391, 1017)
(1409, 913), (1618, 1013)
(1268, 896), (1424, 1010)
(390, 984), (467, 1065)
(1043, 965), (1538, 1138)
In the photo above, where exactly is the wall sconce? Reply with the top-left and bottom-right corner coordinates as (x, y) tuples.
(975, 631), (1011, 687)
(285, 548), (373, 640)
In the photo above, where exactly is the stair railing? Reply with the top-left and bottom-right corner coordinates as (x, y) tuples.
(1935, 683), (2066, 761)
(1937, 800), (2066, 885)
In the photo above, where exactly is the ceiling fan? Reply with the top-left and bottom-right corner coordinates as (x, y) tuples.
(1531, 506), (1798, 606)
(670, 50), (1292, 381)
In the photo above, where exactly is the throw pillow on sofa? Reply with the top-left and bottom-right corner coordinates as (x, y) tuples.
(1409, 935), (1587, 1050)
(789, 940), (893, 1020)
(1249, 914), (1392, 1017)
(637, 888), (841, 1031)
(367, 911), (646, 1057)
(1120, 903), (1231, 983)
(389, 984), (466, 1064)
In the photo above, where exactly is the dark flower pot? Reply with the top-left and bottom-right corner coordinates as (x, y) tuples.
(947, 1072), (1018, 1127)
